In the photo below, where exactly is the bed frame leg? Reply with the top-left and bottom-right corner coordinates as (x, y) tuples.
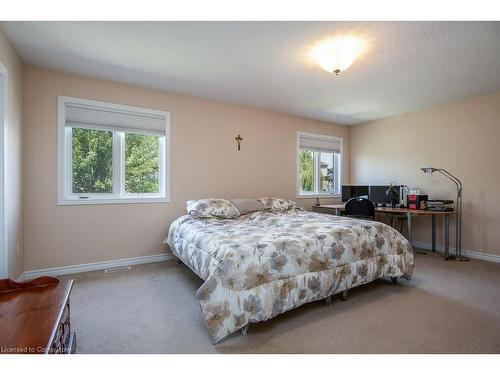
(322, 296), (332, 306)
(341, 290), (349, 301)
(241, 323), (251, 336)
(391, 276), (398, 284)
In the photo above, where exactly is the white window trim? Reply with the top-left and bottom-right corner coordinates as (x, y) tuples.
(58, 96), (171, 205)
(296, 131), (343, 199)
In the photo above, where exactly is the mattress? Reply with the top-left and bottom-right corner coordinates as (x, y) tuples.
(166, 209), (414, 343)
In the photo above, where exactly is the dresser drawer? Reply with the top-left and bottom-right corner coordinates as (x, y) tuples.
(49, 301), (74, 354)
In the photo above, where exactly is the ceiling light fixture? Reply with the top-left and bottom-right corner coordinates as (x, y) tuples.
(311, 35), (365, 76)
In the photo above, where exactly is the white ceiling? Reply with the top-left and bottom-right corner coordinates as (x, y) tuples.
(2, 21), (500, 125)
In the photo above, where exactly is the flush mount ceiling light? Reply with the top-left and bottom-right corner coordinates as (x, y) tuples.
(311, 35), (365, 76)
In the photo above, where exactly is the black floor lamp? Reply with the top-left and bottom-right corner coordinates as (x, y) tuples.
(421, 167), (470, 261)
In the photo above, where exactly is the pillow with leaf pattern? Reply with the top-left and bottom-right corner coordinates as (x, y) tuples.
(186, 199), (240, 219)
(257, 198), (300, 212)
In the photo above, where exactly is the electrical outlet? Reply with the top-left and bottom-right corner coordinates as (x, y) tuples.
(16, 243), (20, 255)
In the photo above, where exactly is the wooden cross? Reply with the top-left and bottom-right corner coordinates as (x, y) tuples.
(235, 134), (243, 151)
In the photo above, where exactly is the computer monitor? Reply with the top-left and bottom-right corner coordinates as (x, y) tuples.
(342, 185), (369, 203)
(369, 185), (399, 204)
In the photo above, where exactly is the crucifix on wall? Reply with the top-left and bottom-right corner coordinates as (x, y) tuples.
(235, 134), (243, 151)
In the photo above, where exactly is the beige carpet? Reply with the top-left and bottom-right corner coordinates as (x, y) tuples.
(61, 252), (500, 353)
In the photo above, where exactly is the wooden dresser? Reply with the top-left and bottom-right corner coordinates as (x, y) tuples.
(0, 276), (76, 354)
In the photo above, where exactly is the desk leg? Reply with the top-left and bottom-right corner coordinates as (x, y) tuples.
(432, 215), (436, 252)
(445, 214), (450, 260)
(406, 212), (412, 244)
(408, 212), (425, 255)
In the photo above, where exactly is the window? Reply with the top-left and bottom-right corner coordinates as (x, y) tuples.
(297, 132), (342, 197)
(58, 96), (170, 205)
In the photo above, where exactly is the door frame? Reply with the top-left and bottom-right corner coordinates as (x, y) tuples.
(0, 63), (7, 278)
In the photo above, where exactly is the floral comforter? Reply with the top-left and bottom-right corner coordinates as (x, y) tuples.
(166, 209), (414, 343)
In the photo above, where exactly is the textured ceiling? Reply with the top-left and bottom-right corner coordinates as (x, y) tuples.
(2, 21), (499, 125)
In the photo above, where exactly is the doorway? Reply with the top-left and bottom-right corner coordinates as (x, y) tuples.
(0, 64), (6, 278)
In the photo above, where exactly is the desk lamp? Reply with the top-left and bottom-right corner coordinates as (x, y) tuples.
(421, 167), (469, 261)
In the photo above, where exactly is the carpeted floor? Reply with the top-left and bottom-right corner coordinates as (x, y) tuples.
(61, 252), (500, 353)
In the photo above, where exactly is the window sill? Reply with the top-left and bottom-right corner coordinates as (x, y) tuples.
(297, 194), (341, 199)
(57, 197), (170, 206)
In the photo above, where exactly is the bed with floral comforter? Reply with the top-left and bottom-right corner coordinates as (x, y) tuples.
(166, 207), (414, 343)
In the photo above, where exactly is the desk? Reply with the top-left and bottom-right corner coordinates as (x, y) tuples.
(312, 203), (345, 216)
(312, 204), (456, 259)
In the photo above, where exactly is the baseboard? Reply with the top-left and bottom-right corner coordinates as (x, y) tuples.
(20, 253), (175, 280)
(411, 240), (500, 263)
(18, 242), (498, 281)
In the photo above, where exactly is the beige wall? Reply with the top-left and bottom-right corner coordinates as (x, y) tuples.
(23, 66), (350, 271)
(18, 65), (500, 270)
(350, 90), (500, 256)
(0, 29), (23, 278)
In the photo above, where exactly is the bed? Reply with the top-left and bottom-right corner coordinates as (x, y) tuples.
(166, 198), (414, 343)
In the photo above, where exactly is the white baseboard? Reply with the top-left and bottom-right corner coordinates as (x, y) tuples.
(20, 253), (175, 281)
(411, 240), (500, 263)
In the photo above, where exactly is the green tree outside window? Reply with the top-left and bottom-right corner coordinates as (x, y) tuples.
(299, 149), (314, 192)
(72, 128), (160, 195)
(125, 133), (160, 193)
(72, 128), (113, 194)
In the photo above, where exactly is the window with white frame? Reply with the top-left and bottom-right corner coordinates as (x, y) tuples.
(58, 96), (170, 204)
(297, 132), (342, 197)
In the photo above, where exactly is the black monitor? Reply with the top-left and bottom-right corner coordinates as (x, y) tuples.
(342, 185), (369, 203)
(369, 185), (399, 204)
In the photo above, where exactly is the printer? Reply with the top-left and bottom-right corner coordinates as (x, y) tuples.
(427, 199), (454, 212)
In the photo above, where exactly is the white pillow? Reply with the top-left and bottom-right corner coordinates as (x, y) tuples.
(229, 199), (264, 215)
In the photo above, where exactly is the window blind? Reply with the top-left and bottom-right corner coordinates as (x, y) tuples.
(65, 103), (166, 136)
(299, 133), (341, 153)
